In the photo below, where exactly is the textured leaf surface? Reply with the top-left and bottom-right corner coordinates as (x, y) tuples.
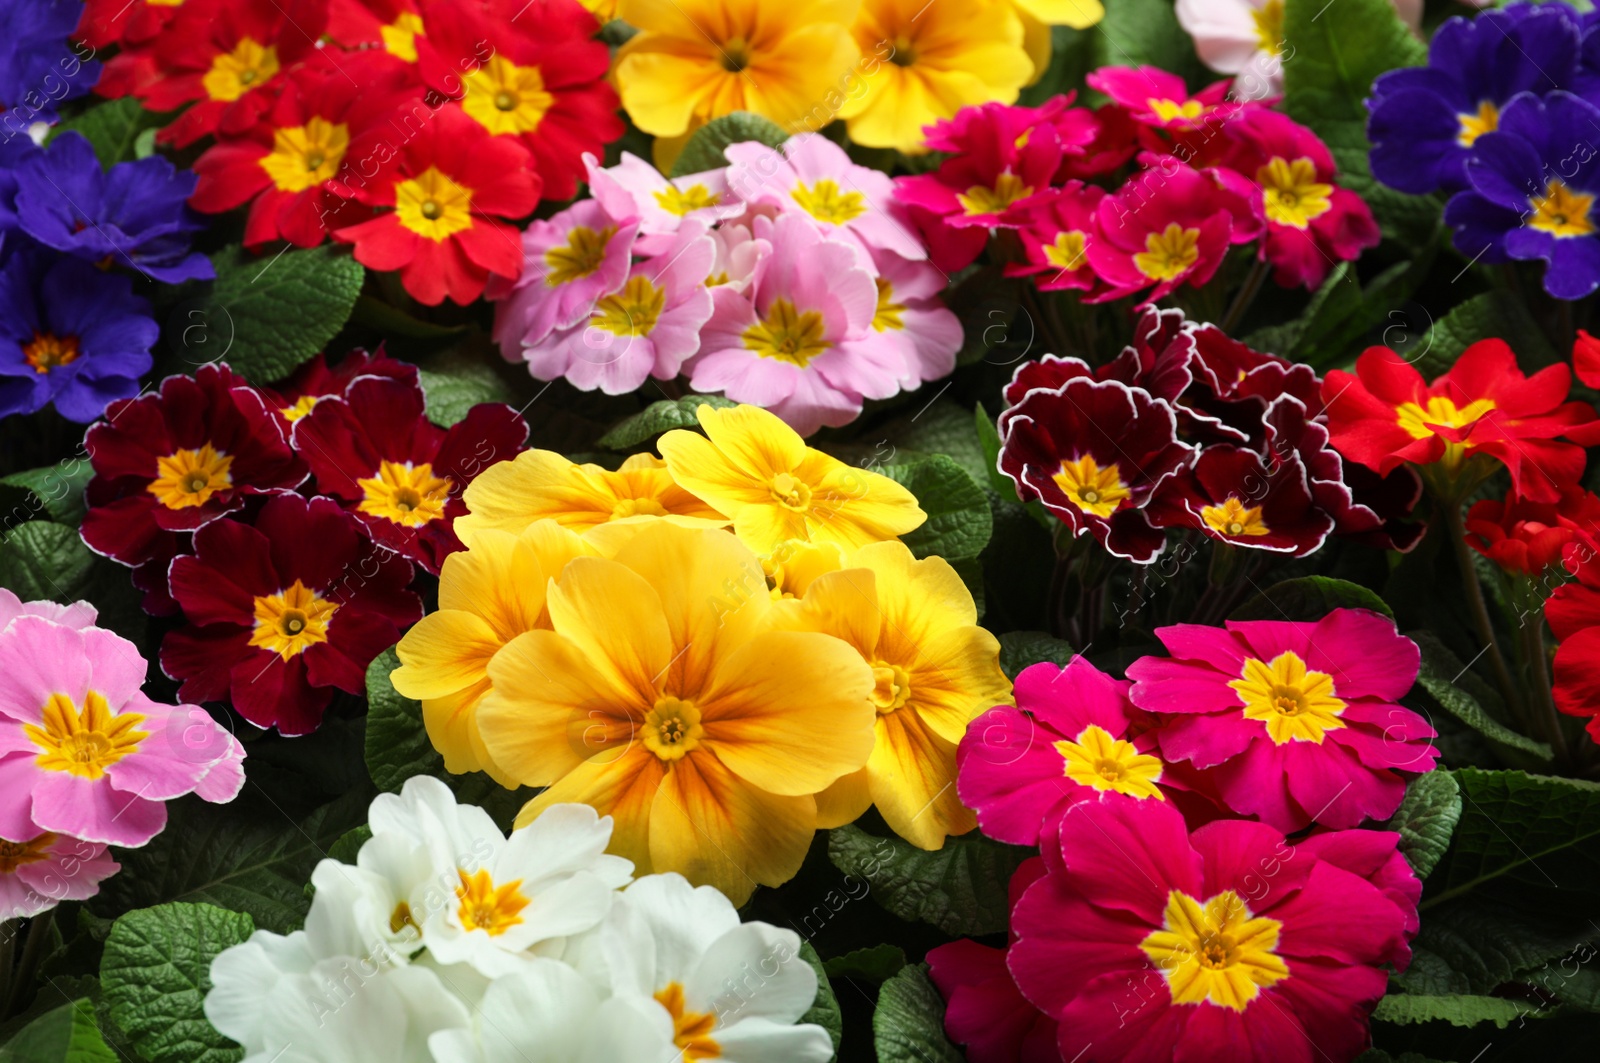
(882, 456), (993, 562)
(0, 461), (94, 526)
(51, 98), (165, 167)
(598, 395), (738, 450)
(670, 112), (789, 177)
(872, 964), (963, 1063)
(417, 350), (519, 428)
(1230, 576), (1392, 622)
(997, 631), (1075, 680)
(828, 825), (1029, 937)
(798, 940), (842, 1062)
(0, 1000), (117, 1063)
(0, 521), (95, 604)
(202, 245), (364, 383)
(1373, 992), (1539, 1029)
(1384, 771), (1463, 879)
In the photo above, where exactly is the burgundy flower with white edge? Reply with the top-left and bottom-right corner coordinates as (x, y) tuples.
(1148, 444), (1334, 556)
(999, 376), (1194, 563)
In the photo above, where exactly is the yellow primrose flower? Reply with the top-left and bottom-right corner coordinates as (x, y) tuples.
(761, 539), (846, 599)
(578, 0), (618, 20)
(391, 521), (596, 783)
(778, 540), (1012, 848)
(452, 450), (725, 548)
(838, 0), (1034, 153)
(477, 523), (876, 904)
(657, 404), (925, 556)
(613, 0), (860, 167)
(1008, 0), (1106, 85)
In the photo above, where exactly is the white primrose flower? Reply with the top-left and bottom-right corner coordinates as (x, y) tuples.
(236, 962), (468, 1063)
(599, 873), (834, 1063)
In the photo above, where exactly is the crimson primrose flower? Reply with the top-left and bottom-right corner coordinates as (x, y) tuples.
(290, 373), (529, 573)
(161, 493), (422, 735)
(81, 364), (307, 615)
(331, 103), (542, 305)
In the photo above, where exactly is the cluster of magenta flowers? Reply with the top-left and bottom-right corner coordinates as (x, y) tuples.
(898, 70), (1379, 301)
(933, 612), (1437, 1063)
(1370, 1), (1600, 299)
(77, 355), (527, 735)
(995, 307), (1423, 564)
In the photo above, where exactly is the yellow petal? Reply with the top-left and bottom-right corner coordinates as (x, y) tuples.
(648, 750), (817, 904)
(805, 456), (926, 548)
(393, 610), (501, 701)
(418, 681), (496, 778)
(855, 541), (977, 652)
(516, 745), (668, 876)
(903, 624), (1013, 744)
(700, 630), (876, 795)
(783, 566), (883, 658)
(1017, 5), (1052, 84)
(662, 405), (808, 494)
(546, 556), (674, 699)
(867, 709), (975, 849)
(615, 46), (726, 137)
(815, 766), (872, 829)
(1011, 0), (1103, 30)
(740, 24), (862, 130)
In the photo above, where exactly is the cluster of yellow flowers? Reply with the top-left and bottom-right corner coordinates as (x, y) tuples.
(392, 404), (1013, 904)
(609, 0), (1107, 160)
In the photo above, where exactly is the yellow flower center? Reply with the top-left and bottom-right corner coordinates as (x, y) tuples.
(390, 901), (417, 935)
(1134, 223), (1202, 281)
(1394, 395), (1496, 441)
(358, 460), (453, 528)
(768, 471), (813, 511)
(1251, 0), (1285, 55)
(461, 54), (555, 136)
(1044, 230), (1088, 272)
(202, 38), (279, 102)
(1201, 496), (1271, 538)
(455, 868), (530, 936)
(1052, 455), (1131, 518)
(742, 298), (829, 367)
(593, 275), (667, 337)
(0, 834), (57, 875)
(1140, 890), (1289, 1011)
(871, 277), (906, 332)
(25, 691), (147, 780)
(643, 697), (704, 760)
(1528, 179), (1596, 238)
(1257, 156), (1333, 230)
(655, 183), (720, 216)
(958, 172), (1034, 217)
(720, 37), (752, 73)
(249, 580), (339, 661)
(1229, 651), (1348, 745)
(281, 395), (321, 422)
(1147, 98), (1204, 124)
(1457, 100), (1498, 148)
(259, 117), (349, 193)
(22, 332), (79, 374)
(870, 662), (912, 714)
(380, 11), (425, 62)
(147, 444), (234, 510)
(792, 178), (867, 225)
(544, 225), (616, 287)
(654, 982), (721, 1061)
(1054, 724), (1165, 799)
(394, 167), (474, 241)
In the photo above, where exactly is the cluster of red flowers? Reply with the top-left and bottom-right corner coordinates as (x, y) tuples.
(934, 613), (1435, 1063)
(996, 307), (1422, 564)
(79, 355), (527, 733)
(86, 0), (621, 304)
(896, 67), (1378, 299)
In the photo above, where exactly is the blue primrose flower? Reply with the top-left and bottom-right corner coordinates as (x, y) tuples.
(1444, 91), (1600, 301)
(14, 132), (214, 284)
(1368, 2), (1584, 196)
(0, 243), (156, 422)
(0, 0), (100, 130)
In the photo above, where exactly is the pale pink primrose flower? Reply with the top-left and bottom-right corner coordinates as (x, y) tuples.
(585, 152), (742, 256)
(724, 135), (927, 264)
(528, 219), (717, 395)
(686, 212), (881, 436)
(0, 587), (97, 631)
(705, 221), (768, 293)
(845, 247), (962, 390)
(0, 616), (246, 847)
(0, 830), (119, 920)
(490, 200), (640, 352)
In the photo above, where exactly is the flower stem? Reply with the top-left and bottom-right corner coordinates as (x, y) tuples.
(0, 919), (14, 1021)
(1221, 258), (1271, 334)
(1444, 499), (1527, 727)
(2, 909), (52, 1020)
(1522, 612), (1572, 770)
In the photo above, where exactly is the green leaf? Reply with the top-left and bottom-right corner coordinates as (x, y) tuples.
(328, 825), (373, 865)
(200, 245), (364, 383)
(1091, 0), (1208, 88)
(50, 98), (165, 167)
(1520, 958), (1600, 1011)
(1373, 992), (1540, 1029)
(0, 1000), (117, 1063)
(88, 790), (369, 935)
(669, 112), (789, 177)
(1282, 0), (1435, 242)
(822, 944), (907, 985)
(1385, 771), (1463, 879)
(998, 630), (1075, 680)
(348, 295), (469, 340)
(598, 395), (739, 450)
(875, 401), (989, 490)
(0, 521), (96, 604)
(872, 964), (964, 1063)
(100, 903), (254, 1063)
(1399, 893), (1600, 996)
(1229, 576), (1393, 622)
(1418, 291), (1560, 379)
(364, 648), (534, 830)
(798, 941), (842, 1062)
(973, 403), (1012, 496)
(881, 455), (993, 561)
(1409, 632), (1553, 760)
(134, 127), (158, 160)
(416, 351), (519, 428)
(828, 824), (1030, 937)
(0, 459), (94, 526)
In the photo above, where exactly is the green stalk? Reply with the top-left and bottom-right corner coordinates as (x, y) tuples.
(1443, 499), (1527, 726)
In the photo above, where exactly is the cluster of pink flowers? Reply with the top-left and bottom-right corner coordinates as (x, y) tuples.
(898, 69), (1379, 297)
(491, 136), (962, 435)
(0, 590), (245, 921)
(935, 610), (1436, 1063)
